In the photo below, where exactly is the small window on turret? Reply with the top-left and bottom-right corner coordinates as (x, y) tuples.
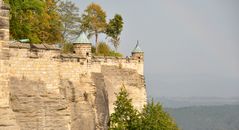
(86, 52), (89, 56)
(138, 57), (141, 59)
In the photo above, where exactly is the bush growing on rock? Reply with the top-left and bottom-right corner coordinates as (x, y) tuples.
(109, 86), (179, 130)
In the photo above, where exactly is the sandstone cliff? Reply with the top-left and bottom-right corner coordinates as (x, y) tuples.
(0, 1), (147, 129)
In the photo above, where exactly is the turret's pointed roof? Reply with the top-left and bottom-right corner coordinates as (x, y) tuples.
(132, 41), (143, 53)
(73, 32), (91, 44)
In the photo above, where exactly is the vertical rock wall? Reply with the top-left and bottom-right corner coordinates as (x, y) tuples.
(101, 65), (147, 114)
(9, 76), (98, 130)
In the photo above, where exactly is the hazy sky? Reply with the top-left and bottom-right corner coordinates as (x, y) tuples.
(73, 0), (239, 98)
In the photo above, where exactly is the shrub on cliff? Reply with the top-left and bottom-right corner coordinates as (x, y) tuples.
(97, 42), (111, 56)
(62, 43), (73, 53)
(109, 86), (179, 130)
(109, 51), (123, 57)
(95, 42), (123, 57)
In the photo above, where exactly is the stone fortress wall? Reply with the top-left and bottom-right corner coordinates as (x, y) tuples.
(0, 1), (147, 129)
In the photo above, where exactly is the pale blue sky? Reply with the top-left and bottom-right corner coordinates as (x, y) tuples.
(73, 0), (239, 98)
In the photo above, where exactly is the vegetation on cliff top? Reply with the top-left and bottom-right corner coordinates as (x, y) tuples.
(4, 0), (124, 53)
(109, 86), (179, 130)
(5, 0), (62, 44)
(4, 0), (124, 56)
(80, 3), (107, 53)
(95, 42), (123, 57)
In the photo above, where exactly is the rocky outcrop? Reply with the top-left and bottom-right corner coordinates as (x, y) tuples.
(101, 65), (147, 114)
(9, 76), (104, 130)
(4, 65), (146, 130)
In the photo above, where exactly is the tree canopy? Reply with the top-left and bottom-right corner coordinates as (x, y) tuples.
(109, 86), (179, 130)
(141, 100), (179, 130)
(58, 1), (81, 43)
(106, 14), (124, 51)
(109, 86), (140, 130)
(6, 0), (62, 44)
(80, 3), (107, 53)
(4, 0), (125, 56)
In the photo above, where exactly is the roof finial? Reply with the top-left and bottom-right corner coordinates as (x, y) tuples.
(132, 40), (143, 53)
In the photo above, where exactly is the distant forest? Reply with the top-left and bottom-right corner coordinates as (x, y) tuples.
(166, 105), (239, 130)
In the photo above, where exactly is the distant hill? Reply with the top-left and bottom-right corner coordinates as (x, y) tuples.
(166, 105), (239, 130)
(155, 97), (239, 108)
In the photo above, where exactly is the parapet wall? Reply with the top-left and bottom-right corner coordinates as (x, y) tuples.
(8, 42), (144, 75)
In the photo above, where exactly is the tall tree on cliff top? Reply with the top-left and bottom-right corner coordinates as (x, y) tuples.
(7, 0), (44, 42)
(37, 0), (62, 44)
(106, 14), (124, 52)
(6, 0), (62, 44)
(109, 86), (140, 130)
(80, 3), (107, 53)
(58, 1), (81, 43)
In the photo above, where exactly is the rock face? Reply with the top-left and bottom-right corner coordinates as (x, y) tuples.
(5, 67), (145, 130)
(9, 77), (97, 130)
(101, 65), (146, 114)
(0, 0), (147, 129)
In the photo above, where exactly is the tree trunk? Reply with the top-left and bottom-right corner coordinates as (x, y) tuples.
(95, 32), (98, 53)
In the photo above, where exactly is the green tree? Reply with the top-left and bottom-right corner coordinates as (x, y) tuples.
(6, 0), (62, 44)
(37, 0), (62, 44)
(141, 100), (179, 130)
(109, 87), (179, 130)
(80, 3), (107, 53)
(109, 86), (140, 130)
(58, 1), (81, 43)
(7, 0), (44, 42)
(106, 14), (124, 51)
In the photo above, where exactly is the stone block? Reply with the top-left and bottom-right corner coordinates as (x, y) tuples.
(0, 17), (9, 29)
(0, 10), (8, 17)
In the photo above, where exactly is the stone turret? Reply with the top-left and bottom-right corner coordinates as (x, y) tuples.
(131, 41), (144, 75)
(131, 41), (144, 62)
(73, 32), (92, 58)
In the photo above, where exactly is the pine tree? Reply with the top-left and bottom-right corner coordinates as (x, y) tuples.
(109, 87), (180, 130)
(109, 86), (140, 130)
(141, 100), (179, 130)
